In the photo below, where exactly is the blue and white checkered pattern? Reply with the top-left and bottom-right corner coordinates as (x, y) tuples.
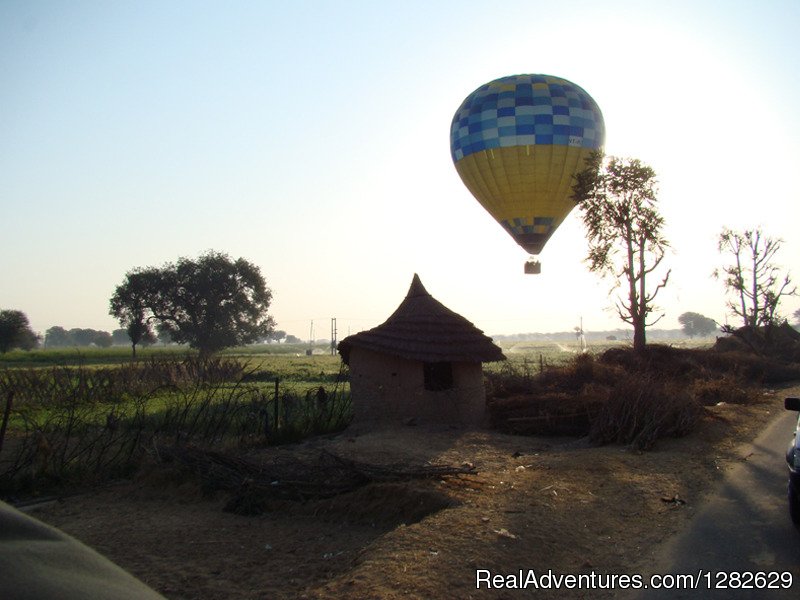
(450, 74), (605, 162)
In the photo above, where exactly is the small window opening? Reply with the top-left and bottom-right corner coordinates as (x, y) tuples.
(423, 361), (454, 391)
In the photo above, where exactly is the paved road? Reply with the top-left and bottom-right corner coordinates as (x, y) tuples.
(625, 406), (800, 599)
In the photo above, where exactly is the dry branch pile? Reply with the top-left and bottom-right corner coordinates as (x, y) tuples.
(587, 374), (704, 450)
(487, 345), (792, 450)
(157, 444), (475, 514)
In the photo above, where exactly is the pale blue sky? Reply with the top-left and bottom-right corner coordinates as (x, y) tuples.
(2, 0), (799, 340)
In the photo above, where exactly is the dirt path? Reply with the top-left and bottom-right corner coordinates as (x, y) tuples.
(626, 405), (800, 599)
(25, 386), (792, 599)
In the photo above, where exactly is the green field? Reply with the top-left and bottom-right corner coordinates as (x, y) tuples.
(0, 348), (350, 497)
(0, 343), (330, 366)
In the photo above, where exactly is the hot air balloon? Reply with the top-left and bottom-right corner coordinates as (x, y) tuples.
(450, 74), (605, 274)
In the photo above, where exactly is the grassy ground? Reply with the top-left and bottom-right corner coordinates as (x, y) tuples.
(0, 343), (326, 367)
(0, 350), (351, 498)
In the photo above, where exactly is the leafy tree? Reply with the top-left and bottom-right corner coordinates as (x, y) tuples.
(795, 308), (800, 326)
(285, 334), (302, 344)
(93, 331), (113, 348)
(142, 330), (158, 347)
(110, 268), (160, 357)
(263, 329), (287, 343)
(572, 153), (670, 353)
(46, 327), (113, 348)
(0, 310), (40, 353)
(69, 328), (97, 347)
(45, 326), (71, 347)
(110, 251), (275, 357)
(111, 329), (130, 345)
(156, 323), (174, 346)
(16, 328), (41, 351)
(678, 312), (717, 338)
(715, 228), (797, 330)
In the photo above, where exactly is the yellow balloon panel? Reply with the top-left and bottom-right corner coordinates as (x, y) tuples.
(454, 145), (593, 254)
(450, 74), (605, 257)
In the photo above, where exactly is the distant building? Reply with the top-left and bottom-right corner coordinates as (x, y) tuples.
(337, 274), (505, 427)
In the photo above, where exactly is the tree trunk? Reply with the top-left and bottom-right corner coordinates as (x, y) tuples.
(633, 317), (647, 353)
(131, 342), (137, 358)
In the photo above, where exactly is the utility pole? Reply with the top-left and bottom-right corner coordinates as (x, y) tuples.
(579, 316), (587, 353)
(330, 318), (337, 355)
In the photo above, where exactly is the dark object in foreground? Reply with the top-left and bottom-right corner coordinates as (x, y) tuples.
(784, 397), (800, 530)
(158, 444), (476, 515)
(0, 500), (166, 600)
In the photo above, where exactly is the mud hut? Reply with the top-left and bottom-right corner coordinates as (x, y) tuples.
(337, 274), (505, 427)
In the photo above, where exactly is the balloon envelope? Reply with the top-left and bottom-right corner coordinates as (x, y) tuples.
(450, 74), (605, 255)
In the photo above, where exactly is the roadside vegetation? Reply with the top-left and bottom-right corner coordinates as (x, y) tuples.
(0, 351), (350, 499)
(487, 340), (800, 450)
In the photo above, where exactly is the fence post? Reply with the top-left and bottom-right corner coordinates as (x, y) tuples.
(0, 391), (13, 456)
(273, 377), (280, 431)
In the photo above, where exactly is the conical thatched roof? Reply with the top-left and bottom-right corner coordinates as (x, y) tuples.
(338, 274), (505, 364)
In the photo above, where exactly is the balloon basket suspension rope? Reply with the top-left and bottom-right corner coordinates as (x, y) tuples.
(524, 257), (541, 275)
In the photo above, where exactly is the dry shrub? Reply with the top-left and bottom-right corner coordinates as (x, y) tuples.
(538, 353), (620, 391)
(488, 355), (613, 436)
(600, 344), (700, 378)
(714, 323), (800, 362)
(486, 347), (783, 449)
(489, 392), (602, 436)
(484, 360), (537, 398)
(697, 350), (800, 383)
(588, 374), (704, 451)
(489, 354), (621, 399)
(599, 344), (800, 384)
(690, 375), (754, 406)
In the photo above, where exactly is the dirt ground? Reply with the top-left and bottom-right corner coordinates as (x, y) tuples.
(26, 384), (795, 600)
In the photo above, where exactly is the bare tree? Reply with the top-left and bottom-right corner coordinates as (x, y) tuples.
(715, 227), (796, 331)
(572, 153), (670, 353)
